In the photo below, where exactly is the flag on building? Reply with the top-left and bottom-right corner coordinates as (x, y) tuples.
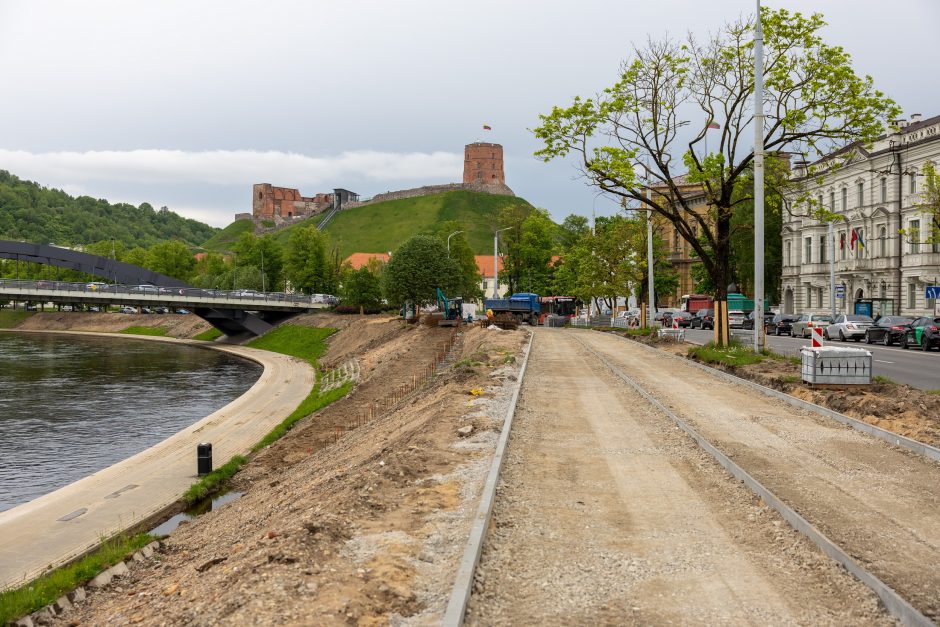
(850, 228), (858, 250)
(483, 124), (492, 131)
(855, 227), (865, 248)
(707, 121), (720, 129)
(839, 232), (846, 250)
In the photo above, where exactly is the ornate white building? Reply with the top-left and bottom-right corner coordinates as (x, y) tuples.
(781, 114), (940, 318)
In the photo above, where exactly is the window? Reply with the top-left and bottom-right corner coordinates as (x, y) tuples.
(908, 283), (917, 309)
(879, 225), (887, 257)
(785, 241), (791, 266)
(818, 287), (825, 308)
(805, 237), (812, 265)
(841, 188), (847, 212)
(830, 191), (836, 212)
(819, 235), (827, 263)
(840, 232), (847, 259)
(910, 173), (917, 195)
(910, 219), (921, 254)
(857, 182), (864, 207)
(880, 281), (887, 299)
(806, 287), (813, 309)
(880, 178), (887, 203)
(817, 195), (823, 211)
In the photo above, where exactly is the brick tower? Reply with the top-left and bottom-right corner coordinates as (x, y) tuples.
(463, 142), (505, 186)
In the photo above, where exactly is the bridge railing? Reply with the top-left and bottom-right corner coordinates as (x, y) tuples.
(0, 279), (337, 307)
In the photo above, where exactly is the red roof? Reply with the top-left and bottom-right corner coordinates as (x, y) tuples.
(345, 252), (390, 270)
(475, 255), (503, 277)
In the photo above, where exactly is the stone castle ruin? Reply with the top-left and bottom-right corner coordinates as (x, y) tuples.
(241, 142), (513, 225)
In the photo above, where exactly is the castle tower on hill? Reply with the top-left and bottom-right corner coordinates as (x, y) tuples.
(463, 142), (505, 186)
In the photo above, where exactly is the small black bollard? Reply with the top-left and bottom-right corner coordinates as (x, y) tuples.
(197, 442), (213, 476)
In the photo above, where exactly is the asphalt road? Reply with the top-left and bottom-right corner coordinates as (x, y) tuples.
(683, 328), (940, 391)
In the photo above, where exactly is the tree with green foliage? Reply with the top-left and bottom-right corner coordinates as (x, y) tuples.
(382, 235), (460, 309)
(499, 207), (556, 294)
(427, 221), (483, 301)
(341, 262), (384, 310)
(557, 214), (590, 251)
(284, 226), (338, 294)
(234, 232), (285, 291)
(145, 240), (196, 282)
(915, 161), (940, 251)
(533, 7), (899, 343)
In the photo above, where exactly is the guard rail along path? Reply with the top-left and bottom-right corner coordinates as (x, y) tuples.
(459, 327), (939, 625)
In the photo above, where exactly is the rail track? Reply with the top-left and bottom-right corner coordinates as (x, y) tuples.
(448, 328), (939, 626)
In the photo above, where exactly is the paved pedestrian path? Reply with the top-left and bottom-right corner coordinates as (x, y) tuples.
(0, 331), (316, 591)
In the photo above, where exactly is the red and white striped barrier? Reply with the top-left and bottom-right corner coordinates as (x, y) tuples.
(811, 326), (824, 348)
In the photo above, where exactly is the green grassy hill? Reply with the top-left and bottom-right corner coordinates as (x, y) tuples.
(200, 219), (256, 252)
(271, 190), (534, 256)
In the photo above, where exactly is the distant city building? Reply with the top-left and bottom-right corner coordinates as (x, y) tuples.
(344, 252), (390, 269)
(252, 183), (335, 221)
(781, 114), (940, 317)
(464, 142), (505, 186)
(475, 255), (508, 298)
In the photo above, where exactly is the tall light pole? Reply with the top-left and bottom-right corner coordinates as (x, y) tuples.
(447, 230), (464, 257)
(232, 252), (237, 291)
(493, 227), (513, 299)
(753, 0), (766, 351)
(646, 208), (656, 326)
(829, 221), (837, 317)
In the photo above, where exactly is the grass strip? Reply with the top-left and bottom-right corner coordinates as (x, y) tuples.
(120, 326), (168, 337)
(182, 455), (247, 505)
(0, 532), (153, 624)
(251, 381), (352, 452)
(193, 327), (223, 342)
(0, 310), (34, 328)
(246, 325), (336, 363)
(688, 342), (765, 367)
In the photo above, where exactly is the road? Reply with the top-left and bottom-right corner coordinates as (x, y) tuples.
(683, 327), (940, 390)
(0, 330), (316, 592)
(465, 328), (929, 624)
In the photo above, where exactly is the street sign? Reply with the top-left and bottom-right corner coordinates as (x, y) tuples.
(835, 285), (845, 299)
(925, 286), (940, 300)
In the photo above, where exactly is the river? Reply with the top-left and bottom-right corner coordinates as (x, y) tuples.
(0, 332), (263, 512)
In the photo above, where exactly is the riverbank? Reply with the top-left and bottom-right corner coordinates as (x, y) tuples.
(11, 310), (215, 338)
(0, 329), (317, 592)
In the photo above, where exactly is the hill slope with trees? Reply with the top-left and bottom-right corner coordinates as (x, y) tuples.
(0, 170), (217, 248)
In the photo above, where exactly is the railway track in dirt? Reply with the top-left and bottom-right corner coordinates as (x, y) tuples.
(453, 328), (939, 626)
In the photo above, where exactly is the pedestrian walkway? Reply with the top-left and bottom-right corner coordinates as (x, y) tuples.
(0, 331), (316, 591)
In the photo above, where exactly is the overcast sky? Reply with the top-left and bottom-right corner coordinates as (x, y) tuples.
(1, 0), (937, 228)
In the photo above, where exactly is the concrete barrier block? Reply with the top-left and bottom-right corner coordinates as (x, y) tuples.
(88, 569), (113, 588)
(53, 595), (72, 613)
(13, 615), (35, 627)
(109, 561), (130, 578)
(68, 586), (86, 602)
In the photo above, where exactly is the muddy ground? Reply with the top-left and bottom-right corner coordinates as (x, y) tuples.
(604, 329), (940, 449)
(14, 311), (213, 338)
(53, 318), (530, 626)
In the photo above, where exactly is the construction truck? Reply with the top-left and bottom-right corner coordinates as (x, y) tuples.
(436, 288), (463, 327)
(484, 292), (541, 326)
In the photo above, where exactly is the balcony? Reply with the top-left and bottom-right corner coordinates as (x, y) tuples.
(835, 258), (870, 272)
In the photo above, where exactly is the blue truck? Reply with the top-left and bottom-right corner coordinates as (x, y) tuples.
(483, 292), (541, 326)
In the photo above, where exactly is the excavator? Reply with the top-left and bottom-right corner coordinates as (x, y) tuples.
(436, 287), (463, 327)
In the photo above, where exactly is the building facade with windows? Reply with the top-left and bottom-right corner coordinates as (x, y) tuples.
(780, 114), (940, 318)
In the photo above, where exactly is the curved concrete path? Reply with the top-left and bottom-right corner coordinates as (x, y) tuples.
(0, 330), (316, 591)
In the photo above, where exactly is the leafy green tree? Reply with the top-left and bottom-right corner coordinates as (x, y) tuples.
(532, 7), (899, 342)
(427, 221), (483, 301)
(557, 214), (590, 251)
(916, 161), (940, 250)
(383, 235), (460, 308)
(499, 207), (556, 294)
(285, 226), (337, 294)
(341, 262), (384, 310)
(234, 232), (285, 291)
(145, 240), (196, 281)
(123, 247), (149, 269)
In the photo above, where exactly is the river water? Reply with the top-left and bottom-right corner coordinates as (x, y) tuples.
(0, 333), (263, 512)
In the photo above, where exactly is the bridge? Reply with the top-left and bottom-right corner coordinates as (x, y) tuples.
(0, 240), (328, 336)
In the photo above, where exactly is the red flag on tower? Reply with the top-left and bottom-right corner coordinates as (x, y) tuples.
(707, 121), (720, 129)
(483, 124), (492, 131)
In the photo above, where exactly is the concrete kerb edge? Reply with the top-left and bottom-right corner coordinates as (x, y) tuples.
(600, 329), (940, 465)
(575, 335), (934, 627)
(441, 330), (534, 627)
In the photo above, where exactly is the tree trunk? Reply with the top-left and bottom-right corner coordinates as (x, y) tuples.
(711, 212), (733, 346)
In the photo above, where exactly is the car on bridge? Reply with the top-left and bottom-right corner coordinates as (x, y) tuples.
(901, 316), (940, 351)
(130, 284), (158, 293)
(824, 314), (873, 341)
(864, 316), (914, 346)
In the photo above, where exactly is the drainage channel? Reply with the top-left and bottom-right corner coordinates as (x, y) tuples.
(148, 491), (243, 537)
(572, 334), (933, 627)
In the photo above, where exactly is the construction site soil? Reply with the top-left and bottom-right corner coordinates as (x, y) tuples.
(52, 316), (530, 625)
(15, 311), (213, 338)
(609, 329), (940, 449)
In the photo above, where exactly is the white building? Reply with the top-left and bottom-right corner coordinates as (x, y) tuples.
(781, 114), (940, 318)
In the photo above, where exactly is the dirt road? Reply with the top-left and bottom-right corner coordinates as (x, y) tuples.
(467, 328), (895, 625)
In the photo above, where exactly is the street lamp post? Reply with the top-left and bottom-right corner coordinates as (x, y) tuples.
(753, 0), (766, 352)
(232, 252), (237, 291)
(447, 230), (464, 257)
(493, 227), (514, 299)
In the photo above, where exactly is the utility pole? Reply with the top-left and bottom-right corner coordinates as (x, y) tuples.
(753, 0), (766, 352)
(493, 227), (513, 299)
(646, 209), (656, 326)
(447, 230), (463, 257)
(829, 221), (837, 317)
(233, 252), (237, 291)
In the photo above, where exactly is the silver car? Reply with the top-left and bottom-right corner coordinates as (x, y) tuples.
(825, 314), (874, 341)
(790, 313), (834, 338)
(728, 310), (746, 328)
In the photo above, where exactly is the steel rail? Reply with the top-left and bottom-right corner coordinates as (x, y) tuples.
(442, 330), (534, 627)
(572, 333), (934, 627)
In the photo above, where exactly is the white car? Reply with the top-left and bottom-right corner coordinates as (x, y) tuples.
(728, 310), (746, 328)
(825, 314), (874, 341)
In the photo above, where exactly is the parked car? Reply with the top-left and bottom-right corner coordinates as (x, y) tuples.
(742, 310), (777, 331)
(175, 308), (190, 315)
(864, 316), (914, 346)
(689, 308), (715, 329)
(86, 282), (108, 291)
(766, 314), (800, 336)
(141, 307), (154, 314)
(667, 310), (695, 327)
(88, 306), (101, 313)
(901, 316), (940, 351)
(790, 313), (834, 338)
(120, 306), (137, 314)
(727, 310), (746, 328)
(825, 314), (873, 341)
(153, 307), (170, 314)
(235, 289), (262, 298)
